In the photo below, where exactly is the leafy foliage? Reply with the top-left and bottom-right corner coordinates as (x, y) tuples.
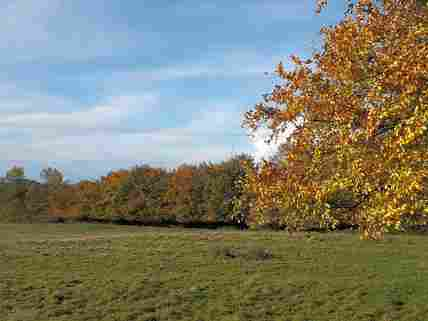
(243, 0), (428, 239)
(0, 156), (252, 227)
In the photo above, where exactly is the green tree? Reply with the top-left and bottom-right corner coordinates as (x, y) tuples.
(6, 166), (25, 183)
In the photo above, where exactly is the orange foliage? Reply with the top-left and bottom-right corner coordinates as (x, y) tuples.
(243, 0), (428, 239)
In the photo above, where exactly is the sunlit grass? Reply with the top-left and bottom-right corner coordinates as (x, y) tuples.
(2, 223), (428, 321)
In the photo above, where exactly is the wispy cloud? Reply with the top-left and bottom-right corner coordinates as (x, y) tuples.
(0, 94), (158, 136)
(0, 95), (250, 164)
(0, 84), (76, 115)
(103, 50), (285, 84)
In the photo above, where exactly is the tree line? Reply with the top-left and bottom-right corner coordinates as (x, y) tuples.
(0, 155), (258, 228)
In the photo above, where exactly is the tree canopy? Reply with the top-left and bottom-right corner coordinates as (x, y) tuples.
(243, 0), (428, 239)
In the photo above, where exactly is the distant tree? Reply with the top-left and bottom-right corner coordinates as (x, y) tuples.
(24, 182), (49, 222)
(166, 164), (198, 223)
(6, 166), (25, 183)
(0, 167), (49, 222)
(40, 167), (64, 186)
(98, 169), (131, 221)
(119, 165), (169, 223)
(75, 180), (101, 219)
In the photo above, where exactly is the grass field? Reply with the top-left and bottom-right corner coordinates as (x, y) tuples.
(2, 224), (428, 321)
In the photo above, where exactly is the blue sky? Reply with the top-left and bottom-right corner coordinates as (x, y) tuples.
(0, 0), (346, 181)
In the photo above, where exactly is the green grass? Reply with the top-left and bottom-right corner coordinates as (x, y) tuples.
(2, 224), (428, 321)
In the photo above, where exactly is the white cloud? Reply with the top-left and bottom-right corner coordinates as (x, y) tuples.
(0, 83), (291, 171)
(0, 87), (75, 115)
(102, 49), (290, 86)
(0, 97), (250, 164)
(0, 94), (158, 135)
(0, 79), (293, 167)
(250, 126), (295, 161)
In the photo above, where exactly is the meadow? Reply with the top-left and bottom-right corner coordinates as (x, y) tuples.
(2, 223), (428, 321)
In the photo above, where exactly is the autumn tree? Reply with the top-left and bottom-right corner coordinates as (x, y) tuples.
(118, 165), (169, 223)
(98, 170), (131, 221)
(166, 164), (199, 223)
(75, 180), (102, 219)
(39, 167), (73, 220)
(204, 154), (255, 226)
(244, 0), (428, 239)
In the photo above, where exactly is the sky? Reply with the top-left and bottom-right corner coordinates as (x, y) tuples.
(0, 0), (346, 181)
